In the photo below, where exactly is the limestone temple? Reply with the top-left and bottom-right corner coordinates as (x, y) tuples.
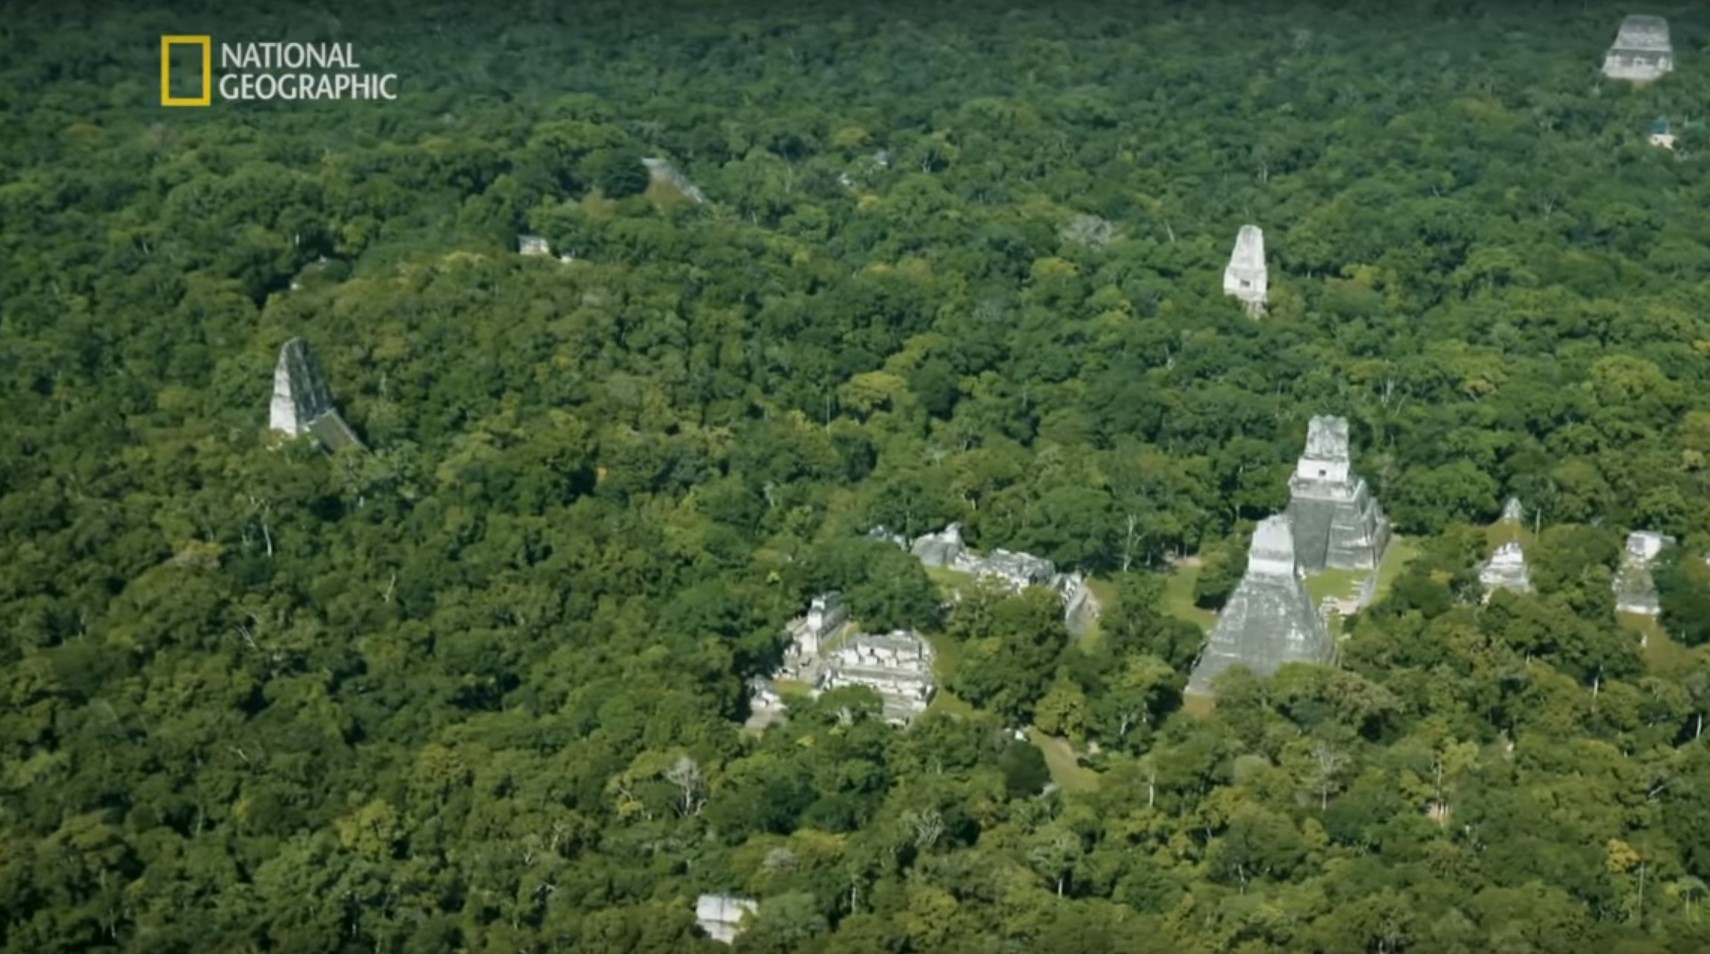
(749, 592), (937, 727)
(1479, 541), (1533, 601)
(1614, 531), (1675, 616)
(822, 631), (937, 725)
(694, 894), (757, 945)
(1603, 15), (1673, 82)
(1285, 416), (1390, 572)
(641, 157), (708, 204)
(906, 523), (1102, 634)
(269, 338), (361, 451)
(1223, 224), (1268, 315)
(1186, 515), (1335, 696)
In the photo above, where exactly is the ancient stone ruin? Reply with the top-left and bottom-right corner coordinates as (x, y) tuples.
(695, 894), (757, 945)
(1500, 497), (1525, 524)
(906, 523), (1102, 634)
(269, 338), (361, 451)
(517, 234), (551, 256)
(1603, 15), (1673, 83)
(1060, 213), (1118, 249)
(751, 592), (937, 727)
(1286, 416), (1390, 572)
(642, 157), (708, 204)
(1223, 224), (1268, 316)
(1186, 515), (1336, 697)
(822, 631), (938, 725)
(1650, 118), (1677, 150)
(1614, 531), (1675, 616)
(1479, 541), (1533, 601)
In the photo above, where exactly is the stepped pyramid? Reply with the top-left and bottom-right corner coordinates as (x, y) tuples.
(1222, 225), (1268, 316)
(1187, 515), (1336, 696)
(1286, 417), (1389, 572)
(269, 338), (361, 451)
(1614, 531), (1674, 616)
(1602, 15), (1672, 83)
(1479, 541), (1532, 601)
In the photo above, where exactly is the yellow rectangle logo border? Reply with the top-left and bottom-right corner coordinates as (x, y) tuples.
(160, 35), (212, 107)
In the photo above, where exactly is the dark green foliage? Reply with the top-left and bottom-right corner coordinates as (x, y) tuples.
(1657, 547), (1710, 647)
(10, 1), (1710, 951)
(997, 740), (1050, 797)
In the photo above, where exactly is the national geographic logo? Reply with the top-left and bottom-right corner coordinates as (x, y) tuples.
(160, 36), (399, 106)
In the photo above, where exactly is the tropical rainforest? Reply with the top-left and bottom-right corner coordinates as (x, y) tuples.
(10, 0), (1710, 951)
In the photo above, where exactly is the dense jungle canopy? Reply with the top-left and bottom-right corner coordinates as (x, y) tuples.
(10, 0), (1710, 951)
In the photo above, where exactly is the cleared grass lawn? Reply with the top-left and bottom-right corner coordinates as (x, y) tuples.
(1028, 728), (1101, 793)
(1373, 535), (1420, 601)
(1305, 536), (1420, 606)
(926, 688), (977, 718)
(1306, 568), (1368, 604)
(1163, 565), (1217, 630)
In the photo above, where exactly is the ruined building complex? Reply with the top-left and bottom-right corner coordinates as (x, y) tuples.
(905, 523), (1102, 634)
(269, 338), (361, 451)
(821, 631), (937, 725)
(1615, 531), (1675, 616)
(750, 593), (936, 727)
(1603, 15), (1673, 82)
(1187, 515), (1336, 696)
(1286, 416), (1390, 572)
(642, 157), (708, 204)
(1223, 225), (1268, 315)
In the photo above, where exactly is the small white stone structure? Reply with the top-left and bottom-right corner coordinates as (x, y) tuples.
(1187, 515), (1336, 697)
(695, 894), (757, 945)
(1603, 15), (1673, 82)
(1479, 541), (1533, 601)
(518, 234), (551, 256)
(1615, 531), (1676, 616)
(641, 157), (708, 204)
(269, 338), (361, 451)
(1222, 225), (1268, 315)
(1286, 416), (1390, 572)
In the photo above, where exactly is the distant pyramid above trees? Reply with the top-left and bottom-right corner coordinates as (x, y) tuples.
(269, 338), (361, 452)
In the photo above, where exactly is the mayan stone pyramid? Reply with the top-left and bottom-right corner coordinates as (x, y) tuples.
(1187, 515), (1337, 696)
(1285, 416), (1390, 572)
